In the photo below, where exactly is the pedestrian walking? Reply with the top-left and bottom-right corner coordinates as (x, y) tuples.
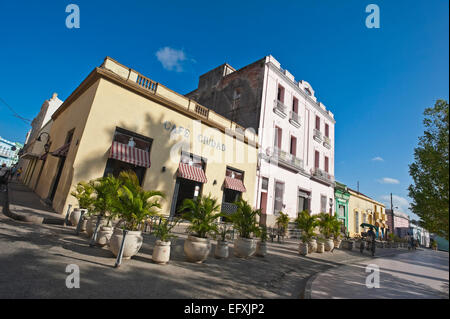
(16, 167), (22, 180)
(0, 164), (11, 192)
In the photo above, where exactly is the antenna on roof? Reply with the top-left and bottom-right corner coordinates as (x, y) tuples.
(357, 181), (359, 193)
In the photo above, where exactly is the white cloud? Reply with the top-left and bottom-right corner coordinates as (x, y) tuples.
(378, 177), (400, 184)
(380, 194), (411, 213)
(155, 47), (187, 72)
(372, 156), (384, 162)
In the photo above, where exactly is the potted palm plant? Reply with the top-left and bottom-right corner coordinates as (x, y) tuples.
(294, 210), (318, 256)
(70, 182), (94, 227)
(256, 225), (268, 257)
(275, 212), (290, 239)
(318, 213), (336, 252)
(152, 217), (179, 264)
(179, 194), (221, 263)
(109, 171), (164, 259)
(229, 199), (261, 258)
(89, 175), (122, 246)
(214, 223), (232, 259)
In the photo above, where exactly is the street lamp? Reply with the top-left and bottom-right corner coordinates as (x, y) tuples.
(37, 132), (51, 153)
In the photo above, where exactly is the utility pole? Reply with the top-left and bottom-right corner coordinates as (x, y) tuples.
(357, 181), (359, 193)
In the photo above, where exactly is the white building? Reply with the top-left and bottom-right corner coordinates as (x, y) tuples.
(187, 55), (335, 225)
(18, 93), (63, 185)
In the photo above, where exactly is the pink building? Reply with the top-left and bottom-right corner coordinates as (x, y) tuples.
(187, 56), (335, 225)
(386, 209), (410, 237)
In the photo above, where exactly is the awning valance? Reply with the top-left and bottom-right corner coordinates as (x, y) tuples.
(39, 153), (48, 161)
(110, 141), (151, 168)
(177, 163), (207, 183)
(51, 143), (71, 158)
(224, 176), (246, 193)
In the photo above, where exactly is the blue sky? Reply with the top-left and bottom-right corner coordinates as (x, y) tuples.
(0, 0), (448, 218)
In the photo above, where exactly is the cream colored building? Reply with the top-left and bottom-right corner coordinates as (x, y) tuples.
(348, 188), (388, 238)
(34, 57), (259, 218)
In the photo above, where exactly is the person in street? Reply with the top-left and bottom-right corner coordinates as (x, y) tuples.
(0, 164), (11, 192)
(16, 167), (23, 180)
(367, 226), (376, 257)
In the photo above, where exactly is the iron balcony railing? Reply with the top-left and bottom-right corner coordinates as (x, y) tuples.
(272, 147), (304, 172)
(313, 128), (322, 142)
(323, 135), (331, 148)
(221, 202), (238, 215)
(273, 100), (287, 117)
(311, 167), (335, 184)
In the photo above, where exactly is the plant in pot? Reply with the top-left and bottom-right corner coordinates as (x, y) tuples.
(256, 225), (269, 257)
(179, 194), (221, 263)
(109, 171), (164, 259)
(229, 199), (261, 258)
(294, 210), (318, 256)
(152, 217), (179, 264)
(318, 213), (336, 252)
(70, 182), (94, 227)
(275, 212), (290, 240)
(214, 222), (232, 259)
(316, 236), (325, 253)
(330, 216), (343, 249)
(89, 175), (122, 246)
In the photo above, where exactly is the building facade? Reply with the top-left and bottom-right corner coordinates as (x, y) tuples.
(348, 188), (387, 238)
(0, 137), (22, 167)
(335, 181), (350, 235)
(33, 57), (259, 217)
(18, 93), (63, 187)
(409, 223), (430, 247)
(186, 55), (335, 226)
(386, 209), (410, 238)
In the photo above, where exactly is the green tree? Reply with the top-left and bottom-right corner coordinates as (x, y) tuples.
(408, 99), (449, 240)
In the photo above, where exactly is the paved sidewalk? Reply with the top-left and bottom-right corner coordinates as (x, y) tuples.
(309, 249), (449, 299)
(0, 186), (412, 299)
(5, 181), (64, 225)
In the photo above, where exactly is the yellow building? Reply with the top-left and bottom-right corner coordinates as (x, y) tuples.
(34, 57), (259, 217)
(348, 188), (388, 238)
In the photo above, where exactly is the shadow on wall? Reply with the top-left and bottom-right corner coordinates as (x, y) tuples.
(69, 113), (182, 215)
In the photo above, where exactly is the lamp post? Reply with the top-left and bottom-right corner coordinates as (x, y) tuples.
(37, 132), (51, 153)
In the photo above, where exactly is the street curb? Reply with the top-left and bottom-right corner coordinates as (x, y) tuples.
(302, 249), (411, 299)
(4, 189), (64, 225)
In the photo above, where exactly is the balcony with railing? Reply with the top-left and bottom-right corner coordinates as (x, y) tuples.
(271, 147), (304, 172)
(273, 100), (287, 118)
(323, 135), (331, 149)
(311, 167), (334, 185)
(0, 150), (12, 158)
(289, 111), (301, 128)
(313, 129), (322, 143)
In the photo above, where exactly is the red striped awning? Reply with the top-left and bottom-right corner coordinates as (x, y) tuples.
(177, 163), (207, 183)
(109, 141), (151, 168)
(224, 176), (246, 193)
(51, 143), (71, 158)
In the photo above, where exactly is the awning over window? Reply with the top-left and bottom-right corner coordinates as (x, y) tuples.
(109, 141), (151, 168)
(224, 176), (246, 193)
(177, 163), (207, 183)
(51, 143), (71, 158)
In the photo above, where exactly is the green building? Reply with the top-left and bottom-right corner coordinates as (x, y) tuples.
(335, 181), (350, 236)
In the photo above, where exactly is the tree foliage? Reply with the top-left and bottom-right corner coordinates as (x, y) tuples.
(179, 194), (221, 238)
(408, 99), (449, 240)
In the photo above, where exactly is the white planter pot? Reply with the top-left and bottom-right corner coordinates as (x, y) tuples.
(234, 237), (257, 258)
(152, 240), (171, 264)
(80, 218), (87, 232)
(96, 226), (113, 246)
(308, 239), (317, 253)
(69, 208), (82, 227)
(109, 228), (143, 259)
(86, 216), (107, 238)
(256, 241), (267, 257)
(316, 242), (325, 253)
(333, 239), (342, 249)
(299, 242), (308, 256)
(214, 241), (229, 259)
(324, 239), (334, 251)
(184, 235), (211, 263)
